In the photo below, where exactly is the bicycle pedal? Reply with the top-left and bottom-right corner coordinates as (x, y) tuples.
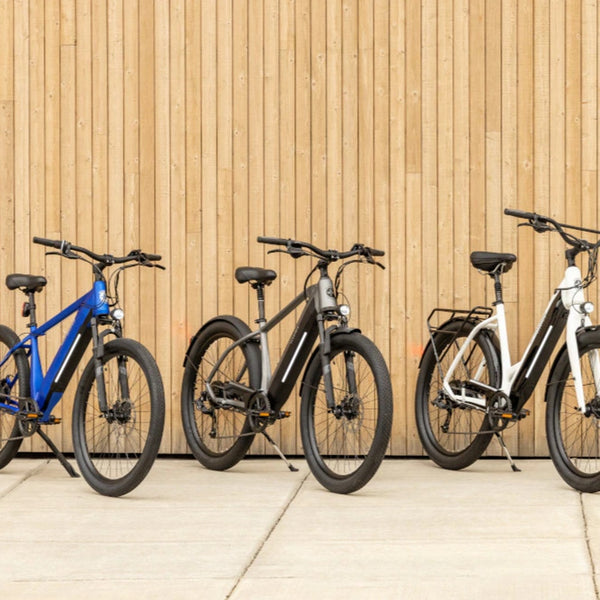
(19, 411), (42, 421)
(278, 411), (291, 419)
(496, 409), (529, 422)
(47, 415), (62, 425)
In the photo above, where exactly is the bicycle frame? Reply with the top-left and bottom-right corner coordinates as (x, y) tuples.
(441, 263), (600, 414)
(0, 280), (110, 422)
(203, 263), (348, 414)
(204, 285), (320, 411)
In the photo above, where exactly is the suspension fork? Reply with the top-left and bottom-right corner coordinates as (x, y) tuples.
(91, 318), (108, 413)
(117, 356), (131, 402)
(566, 311), (600, 412)
(317, 318), (337, 411)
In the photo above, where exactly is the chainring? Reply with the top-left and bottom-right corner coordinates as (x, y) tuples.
(247, 392), (272, 434)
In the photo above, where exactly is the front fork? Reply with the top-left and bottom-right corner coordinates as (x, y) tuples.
(317, 317), (357, 412)
(317, 318), (337, 411)
(566, 310), (600, 413)
(91, 317), (124, 413)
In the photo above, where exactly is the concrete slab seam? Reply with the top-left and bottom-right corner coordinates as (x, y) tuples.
(0, 459), (51, 501)
(224, 470), (310, 599)
(580, 493), (600, 600)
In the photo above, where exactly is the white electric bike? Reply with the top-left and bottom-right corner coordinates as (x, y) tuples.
(416, 208), (600, 492)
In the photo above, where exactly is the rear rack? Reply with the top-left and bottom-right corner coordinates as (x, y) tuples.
(426, 306), (493, 367)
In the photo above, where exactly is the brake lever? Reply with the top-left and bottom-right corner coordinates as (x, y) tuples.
(267, 247), (307, 259)
(45, 250), (79, 260)
(518, 220), (553, 233)
(360, 247), (386, 270)
(137, 253), (166, 270)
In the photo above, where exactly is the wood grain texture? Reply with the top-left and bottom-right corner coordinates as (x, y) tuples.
(3, 1), (599, 457)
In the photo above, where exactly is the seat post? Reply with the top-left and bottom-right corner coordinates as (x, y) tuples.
(253, 283), (267, 324)
(25, 291), (38, 329)
(492, 272), (504, 305)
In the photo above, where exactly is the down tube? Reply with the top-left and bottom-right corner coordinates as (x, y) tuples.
(510, 293), (568, 411)
(268, 301), (319, 412)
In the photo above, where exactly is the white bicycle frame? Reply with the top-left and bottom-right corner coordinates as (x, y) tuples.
(442, 264), (600, 413)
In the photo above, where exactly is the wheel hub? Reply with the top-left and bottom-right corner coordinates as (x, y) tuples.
(105, 400), (133, 425)
(332, 395), (363, 432)
(585, 397), (600, 419)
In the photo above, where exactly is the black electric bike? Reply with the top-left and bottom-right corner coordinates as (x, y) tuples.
(181, 237), (393, 494)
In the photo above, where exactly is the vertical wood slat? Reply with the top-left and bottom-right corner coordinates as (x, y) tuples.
(154, 0), (171, 452)
(501, 0), (519, 454)
(170, 0), (187, 453)
(4, 1), (600, 457)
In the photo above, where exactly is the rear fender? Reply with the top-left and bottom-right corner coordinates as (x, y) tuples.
(182, 315), (258, 368)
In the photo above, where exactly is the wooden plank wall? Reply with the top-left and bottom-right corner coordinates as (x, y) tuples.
(0, 0), (599, 457)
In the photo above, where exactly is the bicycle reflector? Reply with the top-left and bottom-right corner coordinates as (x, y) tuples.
(581, 301), (594, 315)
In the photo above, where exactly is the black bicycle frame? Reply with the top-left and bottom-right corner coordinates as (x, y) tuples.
(509, 292), (569, 411)
(267, 288), (320, 411)
(205, 284), (321, 412)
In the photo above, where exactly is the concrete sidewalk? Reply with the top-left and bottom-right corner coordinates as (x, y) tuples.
(0, 457), (598, 599)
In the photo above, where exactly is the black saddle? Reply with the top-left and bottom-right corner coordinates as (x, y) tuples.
(470, 252), (517, 274)
(6, 274), (48, 293)
(235, 267), (277, 285)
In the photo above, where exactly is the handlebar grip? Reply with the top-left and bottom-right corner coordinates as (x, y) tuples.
(369, 248), (385, 257)
(144, 253), (162, 261)
(33, 236), (64, 250)
(257, 236), (289, 246)
(504, 208), (536, 220)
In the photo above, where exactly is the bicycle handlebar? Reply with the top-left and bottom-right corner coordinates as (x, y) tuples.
(257, 236), (385, 261)
(504, 208), (600, 251)
(33, 237), (163, 266)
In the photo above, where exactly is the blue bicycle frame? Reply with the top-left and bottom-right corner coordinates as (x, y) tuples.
(0, 280), (110, 422)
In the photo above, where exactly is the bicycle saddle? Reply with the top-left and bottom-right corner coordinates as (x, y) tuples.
(470, 252), (517, 274)
(5, 274), (48, 293)
(235, 267), (277, 285)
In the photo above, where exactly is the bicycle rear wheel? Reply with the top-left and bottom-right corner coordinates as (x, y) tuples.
(181, 318), (261, 471)
(546, 331), (600, 492)
(0, 325), (29, 468)
(415, 319), (500, 470)
(300, 332), (393, 494)
(72, 338), (165, 496)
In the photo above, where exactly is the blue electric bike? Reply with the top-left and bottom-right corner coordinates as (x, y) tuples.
(0, 237), (165, 496)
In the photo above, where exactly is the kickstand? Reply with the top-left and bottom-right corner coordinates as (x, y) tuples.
(36, 427), (80, 478)
(494, 432), (521, 472)
(261, 430), (299, 472)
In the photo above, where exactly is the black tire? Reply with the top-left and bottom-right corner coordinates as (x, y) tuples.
(415, 319), (500, 470)
(546, 331), (600, 493)
(181, 318), (261, 471)
(300, 332), (393, 494)
(0, 325), (29, 468)
(72, 338), (165, 496)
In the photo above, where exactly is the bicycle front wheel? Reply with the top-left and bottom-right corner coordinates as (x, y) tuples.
(0, 325), (30, 468)
(415, 319), (500, 470)
(300, 332), (393, 494)
(546, 332), (600, 492)
(72, 338), (165, 496)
